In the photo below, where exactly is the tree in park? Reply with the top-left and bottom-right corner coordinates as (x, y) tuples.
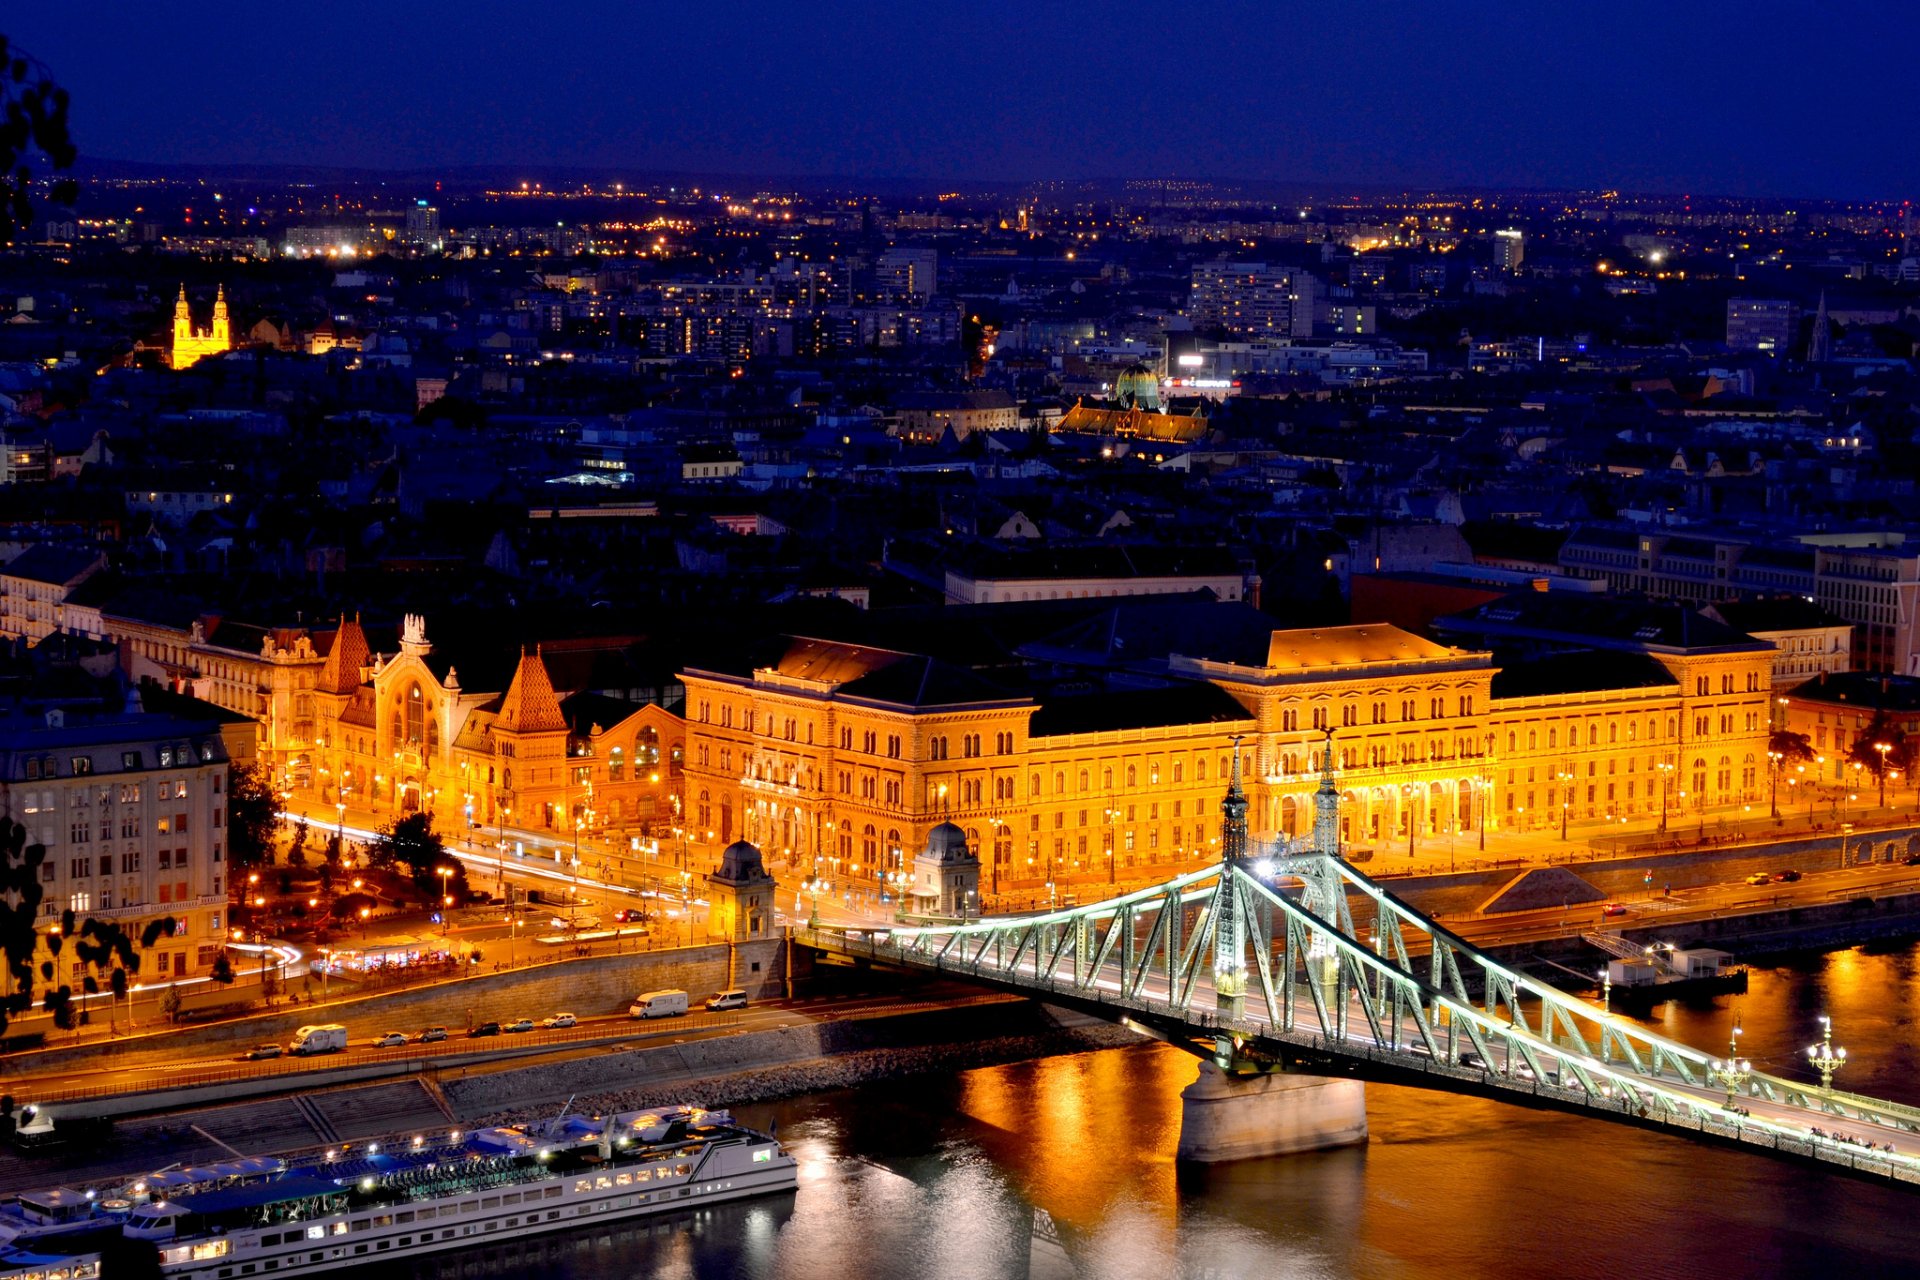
(0, 35), (77, 247)
(226, 763), (285, 870)
(210, 951), (236, 987)
(287, 818), (310, 869)
(373, 812), (468, 901)
(0, 818), (49, 1038)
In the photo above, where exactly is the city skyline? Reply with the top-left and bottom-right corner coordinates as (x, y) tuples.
(11, 0), (1918, 201)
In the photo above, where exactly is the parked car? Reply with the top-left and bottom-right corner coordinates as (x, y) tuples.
(1906, 853), (1920, 867)
(467, 1022), (501, 1038)
(417, 1026), (449, 1043)
(630, 989), (690, 1019)
(371, 1031), (408, 1048)
(705, 989), (748, 1011)
(1772, 869), (1803, 883)
(541, 1013), (577, 1029)
(244, 1043), (282, 1061)
(503, 1018), (534, 1034)
(1745, 872), (1772, 886)
(1600, 902), (1628, 917)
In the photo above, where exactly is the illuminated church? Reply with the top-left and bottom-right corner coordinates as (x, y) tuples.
(171, 284), (231, 369)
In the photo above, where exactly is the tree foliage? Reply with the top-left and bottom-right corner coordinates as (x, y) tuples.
(210, 952), (235, 986)
(373, 812), (466, 900)
(226, 762), (284, 870)
(1847, 714), (1913, 781)
(1769, 730), (1816, 766)
(0, 37), (77, 247)
(0, 818), (47, 1036)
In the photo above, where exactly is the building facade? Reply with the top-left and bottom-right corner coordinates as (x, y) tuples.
(171, 284), (231, 370)
(5, 699), (232, 987)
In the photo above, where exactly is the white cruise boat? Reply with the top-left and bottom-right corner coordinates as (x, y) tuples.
(0, 1105), (795, 1279)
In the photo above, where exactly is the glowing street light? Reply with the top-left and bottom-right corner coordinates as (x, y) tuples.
(1711, 1019), (1751, 1110)
(1807, 1014), (1847, 1091)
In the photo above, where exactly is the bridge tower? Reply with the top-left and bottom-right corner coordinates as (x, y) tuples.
(1312, 729), (1339, 857)
(1213, 738), (1250, 1033)
(1177, 731), (1368, 1163)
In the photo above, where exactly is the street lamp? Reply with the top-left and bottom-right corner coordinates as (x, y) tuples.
(1874, 741), (1891, 810)
(436, 866), (454, 936)
(1807, 1014), (1847, 1091)
(1656, 761), (1674, 833)
(1710, 1019), (1751, 1110)
(802, 877), (825, 928)
(1556, 768), (1573, 840)
(1767, 748), (1784, 819)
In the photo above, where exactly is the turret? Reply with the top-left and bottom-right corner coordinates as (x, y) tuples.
(172, 284), (192, 347)
(1312, 730), (1340, 857)
(211, 283), (230, 345)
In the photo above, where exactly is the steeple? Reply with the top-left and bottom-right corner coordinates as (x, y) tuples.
(212, 283), (230, 345)
(1220, 734), (1248, 864)
(1808, 290), (1830, 364)
(173, 284), (192, 346)
(1312, 730), (1341, 857)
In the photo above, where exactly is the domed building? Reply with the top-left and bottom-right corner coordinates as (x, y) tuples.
(1111, 361), (1162, 412)
(909, 821), (980, 920)
(707, 838), (776, 941)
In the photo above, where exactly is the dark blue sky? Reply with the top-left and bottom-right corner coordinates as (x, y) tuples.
(12, 1), (1913, 197)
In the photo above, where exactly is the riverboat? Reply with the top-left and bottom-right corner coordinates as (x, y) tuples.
(0, 1104), (794, 1279)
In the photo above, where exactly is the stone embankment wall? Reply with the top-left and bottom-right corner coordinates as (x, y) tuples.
(1503, 891), (1920, 969)
(449, 1003), (1142, 1120)
(8, 939), (798, 1074)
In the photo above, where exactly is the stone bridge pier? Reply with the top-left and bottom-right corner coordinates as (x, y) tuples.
(1175, 1061), (1368, 1162)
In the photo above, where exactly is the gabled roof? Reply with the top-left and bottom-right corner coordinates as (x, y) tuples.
(495, 649), (566, 734)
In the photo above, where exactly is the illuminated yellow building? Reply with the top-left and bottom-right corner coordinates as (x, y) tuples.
(170, 284), (231, 370)
(298, 616), (682, 854)
(684, 615), (1775, 904)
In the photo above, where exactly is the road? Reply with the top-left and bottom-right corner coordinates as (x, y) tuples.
(6, 985), (1018, 1107)
(1441, 859), (1920, 951)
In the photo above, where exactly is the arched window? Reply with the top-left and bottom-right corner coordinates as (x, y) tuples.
(1588, 724), (1599, 745)
(608, 746), (626, 781)
(1078, 769), (1089, 792)
(885, 828), (902, 870)
(1126, 765), (1137, 787)
(1103, 767), (1114, 790)
(1030, 773), (1042, 796)
(1196, 759), (1208, 783)
(637, 726), (660, 765)
(405, 685), (424, 744)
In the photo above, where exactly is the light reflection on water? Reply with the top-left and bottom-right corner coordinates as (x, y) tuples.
(379, 942), (1920, 1280)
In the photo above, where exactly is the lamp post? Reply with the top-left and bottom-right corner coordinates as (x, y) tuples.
(1807, 1014), (1847, 1091)
(436, 866), (453, 937)
(1557, 768), (1573, 841)
(802, 877), (824, 928)
(1656, 761), (1674, 833)
(1874, 741), (1891, 810)
(1401, 783), (1418, 860)
(1767, 749), (1784, 819)
(1710, 1020), (1751, 1110)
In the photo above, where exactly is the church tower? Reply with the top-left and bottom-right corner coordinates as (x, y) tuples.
(170, 284), (233, 370)
(172, 286), (193, 352)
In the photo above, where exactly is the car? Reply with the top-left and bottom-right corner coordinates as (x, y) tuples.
(705, 989), (748, 1012)
(1772, 869), (1803, 883)
(1906, 853), (1920, 867)
(244, 1043), (282, 1061)
(1745, 872), (1773, 886)
(503, 1018), (534, 1034)
(1600, 902), (1628, 917)
(467, 1022), (501, 1038)
(612, 909), (645, 924)
(371, 1031), (408, 1048)
(416, 1026), (449, 1043)
(541, 1013), (577, 1029)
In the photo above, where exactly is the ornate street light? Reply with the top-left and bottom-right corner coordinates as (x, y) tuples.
(1807, 1014), (1847, 1091)
(1710, 1019), (1751, 1110)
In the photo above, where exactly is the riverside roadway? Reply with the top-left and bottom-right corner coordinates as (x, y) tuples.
(4, 985), (1019, 1109)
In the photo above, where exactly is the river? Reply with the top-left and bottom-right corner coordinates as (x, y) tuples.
(383, 940), (1920, 1279)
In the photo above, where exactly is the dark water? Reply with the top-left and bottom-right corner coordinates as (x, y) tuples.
(383, 941), (1920, 1279)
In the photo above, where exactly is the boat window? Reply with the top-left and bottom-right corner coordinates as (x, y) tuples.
(396, 1211), (415, 1224)
(329, 1222), (348, 1236)
(544, 1186), (563, 1199)
(481, 1197), (499, 1209)
(574, 1179), (591, 1193)
(350, 1219), (369, 1232)
(371, 1214), (393, 1228)
(502, 1192), (522, 1205)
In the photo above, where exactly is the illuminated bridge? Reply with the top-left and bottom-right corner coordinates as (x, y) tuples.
(798, 755), (1920, 1187)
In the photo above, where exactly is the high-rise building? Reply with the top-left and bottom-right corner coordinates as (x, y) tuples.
(1189, 261), (1295, 338)
(1493, 228), (1526, 271)
(1726, 298), (1796, 353)
(875, 247), (938, 303)
(404, 200), (442, 252)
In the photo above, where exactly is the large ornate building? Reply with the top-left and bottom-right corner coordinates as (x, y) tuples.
(170, 284), (231, 370)
(681, 603), (1775, 906)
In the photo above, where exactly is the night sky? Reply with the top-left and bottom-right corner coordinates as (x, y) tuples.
(12, 0), (1914, 197)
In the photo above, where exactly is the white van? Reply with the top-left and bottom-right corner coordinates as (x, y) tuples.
(288, 1023), (349, 1055)
(629, 989), (689, 1020)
